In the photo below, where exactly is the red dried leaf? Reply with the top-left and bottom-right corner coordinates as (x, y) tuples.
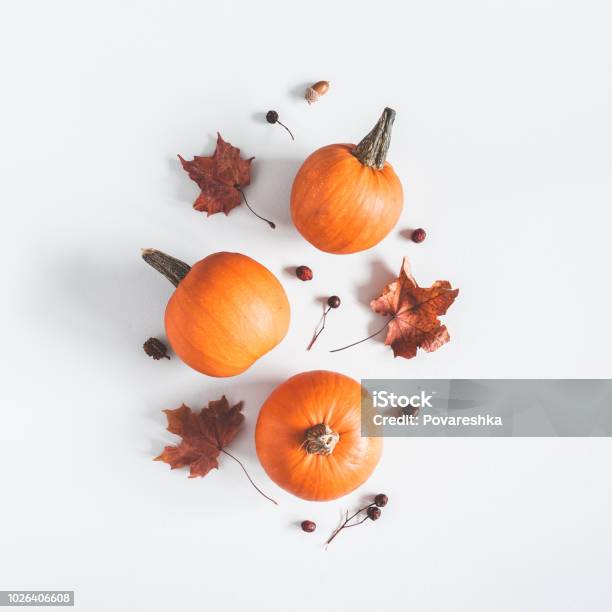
(178, 133), (254, 216)
(370, 257), (459, 359)
(154, 396), (244, 478)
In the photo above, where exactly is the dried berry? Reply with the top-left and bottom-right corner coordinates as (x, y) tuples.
(374, 493), (388, 507)
(296, 265), (313, 281)
(305, 80), (330, 104)
(327, 295), (341, 309)
(367, 506), (381, 521)
(411, 228), (426, 243)
(301, 520), (316, 533)
(143, 337), (170, 360)
(265, 110), (294, 140)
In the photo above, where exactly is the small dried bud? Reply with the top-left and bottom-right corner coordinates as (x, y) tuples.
(411, 228), (427, 243)
(265, 110), (279, 124)
(296, 265), (313, 281)
(305, 80), (330, 104)
(367, 506), (381, 521)
(265, 110), (294, 140)
(374, 493), (388, 507)
(403, 405), (420, 418)
(301, 520), (316, 533)
(327, 295), (341, 309)
(143, 337), (170, 360)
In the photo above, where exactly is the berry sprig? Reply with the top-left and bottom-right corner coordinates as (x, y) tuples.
(326, 493), (388, 546)
(307, 296), (341, 350)
(266, 110), (294, 140)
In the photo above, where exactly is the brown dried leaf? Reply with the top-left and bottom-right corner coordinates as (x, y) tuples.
(178, 133), (254, 216)
(154, 396), (244, 478)
(370, 257), (459, 359)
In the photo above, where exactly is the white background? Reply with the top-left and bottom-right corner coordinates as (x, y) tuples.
(1, 1), (611, 610)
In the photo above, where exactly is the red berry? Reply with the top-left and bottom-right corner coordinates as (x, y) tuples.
(374, 493), (388, 507)
(327, 295), (341, 308)
(295, 265), (313, 281)
(411, 228), (426, 243)
(301, 520), (316, 533)
(367, 506), (381, 521)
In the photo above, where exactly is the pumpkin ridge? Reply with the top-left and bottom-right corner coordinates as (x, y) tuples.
(325, 163), (379, 251)
(167, 295), (250, 374)
(178, 278), (258, 367)
(226, 255), (288, 352)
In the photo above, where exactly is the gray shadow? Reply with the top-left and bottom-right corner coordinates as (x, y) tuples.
(252, 111), (268, 123)
(248, 157), (302, 229)
(38, 250), (171, 354)
(399, 227), (417, 240)
(289, 82), (311, 101)
(356, 259), (396, 340)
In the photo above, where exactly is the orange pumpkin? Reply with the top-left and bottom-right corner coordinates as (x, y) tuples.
(291, 107), (403, 254)
(142, 249), (290, 377)
(255, 370), (383, 501)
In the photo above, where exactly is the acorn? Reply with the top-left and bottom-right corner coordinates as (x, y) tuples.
(305, 81), (330, 104)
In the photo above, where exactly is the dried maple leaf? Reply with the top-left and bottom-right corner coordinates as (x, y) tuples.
(178, 133), (253, 217)
(155, 396), (244, 478)
(178, 133), (275, 227)
(370, 257), (459, 359)
(154, 396), (277, 504)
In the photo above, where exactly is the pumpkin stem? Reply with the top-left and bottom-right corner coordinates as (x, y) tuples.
(304, 423), (340, 455)
(141, 249), (191, 287)
(352, 107), (396, 170)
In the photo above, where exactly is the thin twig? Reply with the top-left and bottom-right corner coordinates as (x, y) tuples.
(329, 319), (394, 353)
(343, 516), (369, 528)
(220, 449), (278, 505)
(235, 185), (276, 229)
(277, 120), (294, 140)
(325, 503), (375, 545)
(307, 306), (330, 351)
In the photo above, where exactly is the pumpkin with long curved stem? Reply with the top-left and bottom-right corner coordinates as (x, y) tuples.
(290, 107), (403, 254)
(255, 370), (383, 501)
(142, 249), (290, 377)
